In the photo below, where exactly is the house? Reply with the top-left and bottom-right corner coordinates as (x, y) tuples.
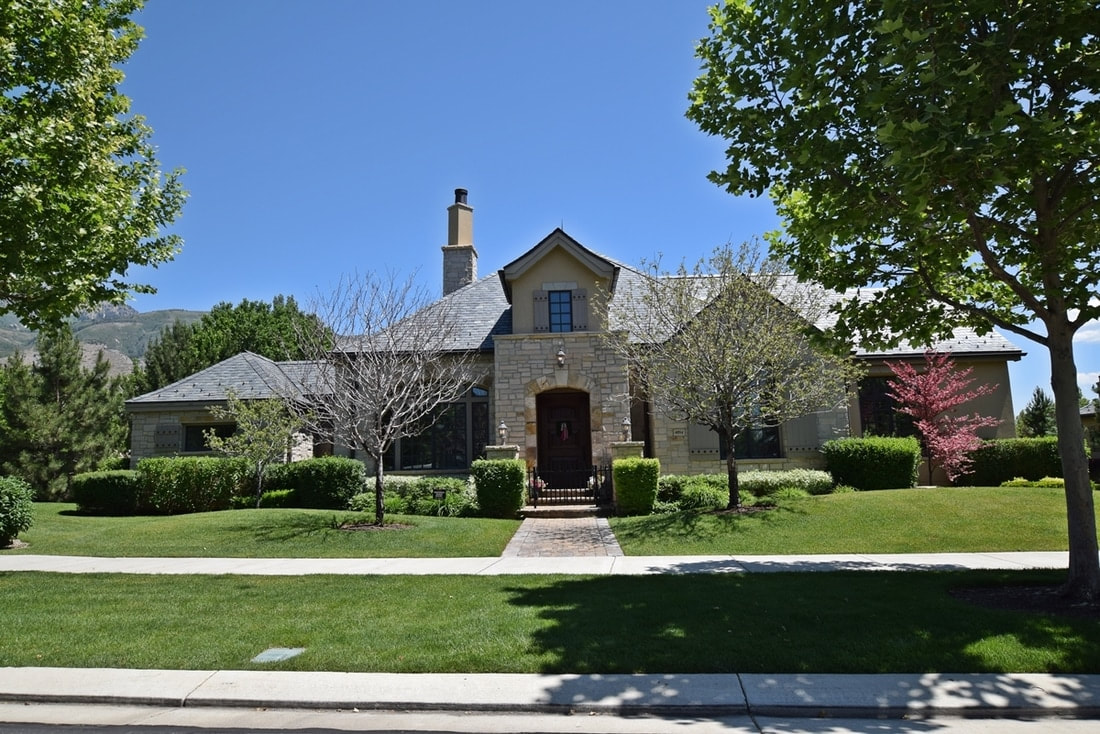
(126, 189), (1023, 484)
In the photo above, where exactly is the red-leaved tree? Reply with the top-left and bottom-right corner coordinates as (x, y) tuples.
(887, 351), (1001, 484)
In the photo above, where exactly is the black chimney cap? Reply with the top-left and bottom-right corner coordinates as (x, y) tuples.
(454, 188), (468, 205)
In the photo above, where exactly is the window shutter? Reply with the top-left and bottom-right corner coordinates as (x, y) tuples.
(688, 422), (720, 455)
(533, 290), (549, 332)
(154, 423), (180, 453)
(571, 288), (588, 331)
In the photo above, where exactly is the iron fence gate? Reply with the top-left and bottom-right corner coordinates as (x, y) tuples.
(527, 464), (612, 507)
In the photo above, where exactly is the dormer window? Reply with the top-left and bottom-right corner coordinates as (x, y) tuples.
(548, 290), (572, 332)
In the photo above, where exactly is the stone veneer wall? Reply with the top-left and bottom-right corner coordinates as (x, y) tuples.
(129, 408), (314, 464)
(492, 332), (631, 468)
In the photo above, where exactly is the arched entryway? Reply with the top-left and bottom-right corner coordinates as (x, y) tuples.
(536, 389), (591, 488)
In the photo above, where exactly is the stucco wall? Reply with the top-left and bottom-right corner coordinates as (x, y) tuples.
(509, 246), (611, 334)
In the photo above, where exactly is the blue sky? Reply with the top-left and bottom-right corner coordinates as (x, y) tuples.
(119, 0), (1097, 414)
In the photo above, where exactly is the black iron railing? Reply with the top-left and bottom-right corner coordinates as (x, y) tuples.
(527, 464), (612, 507)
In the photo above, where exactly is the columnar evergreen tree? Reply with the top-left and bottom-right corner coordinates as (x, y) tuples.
(0, 326), (129, 499)
(1017, 386), (1057, 438)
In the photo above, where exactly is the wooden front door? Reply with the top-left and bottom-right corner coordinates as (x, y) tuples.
(536, 390), (591, 488)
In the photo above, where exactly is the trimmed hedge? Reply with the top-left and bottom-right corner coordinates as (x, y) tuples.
(962, 437), (1062, 486)
(0, 476), (34, 546)
(264, 457), (367, 509)
(71, 470), (141, 515)
(613, 457), (660, 516)
(471, 459), (526, 518)
(136, 457), (253, 514)
(822, 436), (921, 491)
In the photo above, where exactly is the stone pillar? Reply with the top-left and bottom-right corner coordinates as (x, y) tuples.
(485, 445), (521, 461)
(611, 441), (645, 461)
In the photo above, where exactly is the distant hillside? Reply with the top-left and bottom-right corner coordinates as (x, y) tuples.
(0, 305), (206, 377)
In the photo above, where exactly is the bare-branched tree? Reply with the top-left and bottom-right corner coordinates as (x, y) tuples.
(292, 272), (475, 524)
(609, 241), (861, 509)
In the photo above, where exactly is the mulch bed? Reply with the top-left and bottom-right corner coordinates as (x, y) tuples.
(950, 586), (1100, 619)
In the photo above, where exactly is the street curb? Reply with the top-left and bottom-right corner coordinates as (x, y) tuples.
(2, 669), (1099, 719)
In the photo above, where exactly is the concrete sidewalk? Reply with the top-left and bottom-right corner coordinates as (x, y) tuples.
(1, 667), (1098, 719)
(0, 550), (1071, 575)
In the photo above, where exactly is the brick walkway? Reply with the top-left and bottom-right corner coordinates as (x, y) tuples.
(501, 517), (624, 557)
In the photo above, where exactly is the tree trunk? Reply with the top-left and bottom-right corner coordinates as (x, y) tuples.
(254, 460), (264, 508)
(723, 429), (742, 510)
(1047, 325), (1100, 601)
(373, 457), (386, 526)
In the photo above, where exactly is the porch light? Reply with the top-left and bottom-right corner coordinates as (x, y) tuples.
(497, 420), (508, 445)
(621, 416), (631, 442)
(556, 348), (566, 368)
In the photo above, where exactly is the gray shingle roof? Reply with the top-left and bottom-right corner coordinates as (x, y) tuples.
(126, 352), (328, 409)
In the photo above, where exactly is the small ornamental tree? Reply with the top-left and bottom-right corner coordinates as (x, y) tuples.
(887, 352), (1001, 484)
(204, 391), (302, 507)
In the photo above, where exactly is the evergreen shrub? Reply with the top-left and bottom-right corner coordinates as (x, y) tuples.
(471, 459), (526, 518)
(264, 456), (367, 509)
(136, 456), (251, 514)
(70, 470), (141, 515)
(822, 436), (921, 490)
(614, 457), (660, 515)
(962, 437), (1062, 486)
(0, 476), (34, 546)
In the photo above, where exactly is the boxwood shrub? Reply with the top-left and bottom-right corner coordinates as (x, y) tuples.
(821, 436), (921, 491)
(264, 456), (367, 509)
(614, 457), (660, 516)
(136, 456), (252, 514)
(471, 459), (526, 518)
(0, 476), (34, 546)
(962, 437), (1062, 486)
(71, 470), (141, 515)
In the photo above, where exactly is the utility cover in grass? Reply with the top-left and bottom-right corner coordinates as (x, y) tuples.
(251, 647), (305, 663)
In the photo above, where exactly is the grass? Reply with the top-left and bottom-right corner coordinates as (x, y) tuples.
(2, 569), (1097, 673)
(611, 486), (1094, 555)
(15, 503), (520, 557)
(16, 487), (1090, 558)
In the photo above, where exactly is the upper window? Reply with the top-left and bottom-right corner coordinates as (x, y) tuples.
(548, 290), (572, 333)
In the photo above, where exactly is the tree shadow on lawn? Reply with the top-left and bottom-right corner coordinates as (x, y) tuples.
(504, 571), (1100, 677)
(613, 504), (803, 546)
(226, 511), (360, 544)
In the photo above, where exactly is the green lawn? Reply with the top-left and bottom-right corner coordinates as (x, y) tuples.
(14, 504), (520, 557)
(612, 487), (1094, 555)
(13, 487), (1094, 558)
(2, 569), (1096, 673)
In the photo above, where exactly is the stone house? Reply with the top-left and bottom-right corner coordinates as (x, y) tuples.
(126, 189), (1023, 484)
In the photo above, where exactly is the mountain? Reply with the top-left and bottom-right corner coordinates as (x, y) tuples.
(0, 305), (206, 377)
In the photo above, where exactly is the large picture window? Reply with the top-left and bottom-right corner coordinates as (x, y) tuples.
(858, 377), (915, 437)
(183, 423), (235, 452)
(384, 387), (490, 471)
(719, 426), (781, 460)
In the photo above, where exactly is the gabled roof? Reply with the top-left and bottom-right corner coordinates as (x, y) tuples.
(497, 228), (620, 303)
(125, 351), (328, 410)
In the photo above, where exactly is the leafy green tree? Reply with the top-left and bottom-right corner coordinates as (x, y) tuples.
(1017, 387), (1058, 438)
(689, 0), (1100, 600)
(136, 295), (329, 392)
(0, 326), (129, 499)
(607, 241), (860, 509)
(204, 390), (302, 507)
(0, 0), (186, 330)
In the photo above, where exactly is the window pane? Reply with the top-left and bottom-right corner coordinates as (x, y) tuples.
(548, 290), (572, 333)
(183, 424), (234, 452)
(858, 377), (915, 437)
(720, 426), (781, 460)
